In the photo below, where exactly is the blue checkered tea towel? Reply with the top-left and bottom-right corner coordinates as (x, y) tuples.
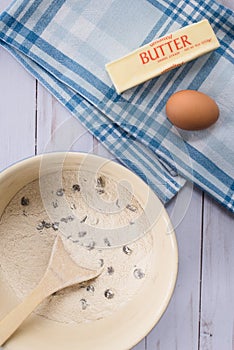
(0, 0), (233, 212)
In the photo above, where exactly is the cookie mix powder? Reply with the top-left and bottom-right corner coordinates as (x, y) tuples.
(0, 170), (154, 324)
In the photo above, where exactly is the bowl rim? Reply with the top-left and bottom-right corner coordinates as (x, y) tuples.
(0, 151), (178, 350)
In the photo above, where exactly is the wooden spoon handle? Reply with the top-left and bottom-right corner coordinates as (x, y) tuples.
(0, 282), (45, 346)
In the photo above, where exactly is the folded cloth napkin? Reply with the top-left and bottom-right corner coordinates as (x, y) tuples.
(0, 0), (233, 212)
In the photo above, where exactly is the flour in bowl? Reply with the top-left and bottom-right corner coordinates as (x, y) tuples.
(0, 170), (154, 323)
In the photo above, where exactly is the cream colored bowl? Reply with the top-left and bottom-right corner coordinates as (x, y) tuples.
(0, 152), (178, 350)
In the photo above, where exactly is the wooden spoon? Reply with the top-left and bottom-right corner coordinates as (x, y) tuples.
(0, 235), (103, 346)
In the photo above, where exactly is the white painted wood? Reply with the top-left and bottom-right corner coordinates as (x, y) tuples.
(200, 196), (234, 350)
(0, 0), (11, 12)
(218, 0), (233, 8)
(199, 2), (234, 350)
(36, 84), (93, 154)
(0, 1), (233, 350)
(147, 185), (203, 350)
(0, 48), (36, 171)
(132, 339), (146, 350)
(93, 138), (114, 160)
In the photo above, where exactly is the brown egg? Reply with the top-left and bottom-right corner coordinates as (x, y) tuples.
(165, 90), (219, 130)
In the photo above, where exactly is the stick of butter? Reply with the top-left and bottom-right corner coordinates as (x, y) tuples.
(105, 19), (220, 94)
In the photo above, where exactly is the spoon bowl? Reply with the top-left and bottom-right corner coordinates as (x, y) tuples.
(0, 235), (103, 346)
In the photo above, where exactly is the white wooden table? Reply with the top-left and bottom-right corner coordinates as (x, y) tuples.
(0, 1), (233, 349)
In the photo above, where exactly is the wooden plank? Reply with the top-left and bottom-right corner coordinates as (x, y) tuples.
(0, 0), (11, 12)
(36, 84), (93, 154)
(199, 196), (234, 350)
(199, 3), (234, 350)
(0, 2), (232, 350)
(132, 339), (146, 350)
(93, 139), (114, 159)
(146, 185), (203, 350)
(0, 47), (36, 171)
(218, 0), (233, 8)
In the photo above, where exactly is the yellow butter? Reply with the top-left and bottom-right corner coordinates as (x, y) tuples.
(105, 19), (220, 94)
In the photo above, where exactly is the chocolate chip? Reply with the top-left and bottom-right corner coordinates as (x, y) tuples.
(60, 216), (74, 223)
(107, 266), (114, 275)
(36, 222), (44, 230)
(86, 285), (95, 292)
(86, 241), (96, 250)
(133, 268), (145, 279)
(80, 215), (87, 223)
(80, 298), (88, 310)
(123, 245), (132, 255)
(52, 222), (59, 231)
(104, 289), (114, 299)
(78, 231), (87, 238)
(72, 184), (80, 192)
(126, 204), (137, 212)
(97, 176), (105, 188)
(52, 201), (58, 208)
(99, 259), (104, 267)
(104, 238), (111, 247)
(21, 197), (29, 206)
(56, 188), (64, 196)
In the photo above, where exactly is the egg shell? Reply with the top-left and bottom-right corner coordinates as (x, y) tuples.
(165, 90), (219, 130)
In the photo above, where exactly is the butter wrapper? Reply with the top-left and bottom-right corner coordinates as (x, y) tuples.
(105, 19), (220, 94)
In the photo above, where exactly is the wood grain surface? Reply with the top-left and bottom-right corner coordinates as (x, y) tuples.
(0, 1), (233, 349)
